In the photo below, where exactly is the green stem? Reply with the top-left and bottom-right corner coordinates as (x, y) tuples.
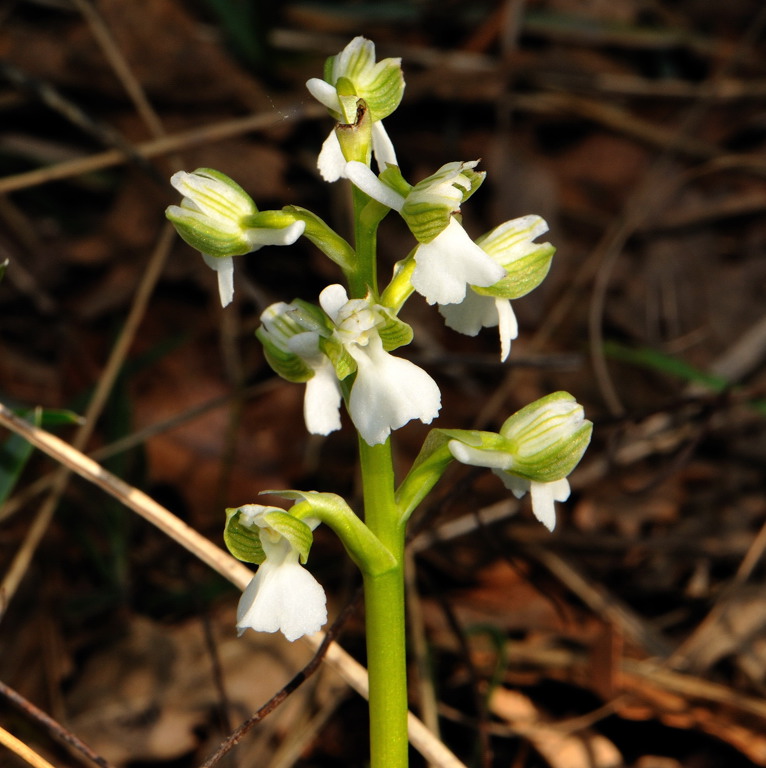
(349, 186), (379, 298)
(349, 153), (409, 767)
(359, 438), (408, 768)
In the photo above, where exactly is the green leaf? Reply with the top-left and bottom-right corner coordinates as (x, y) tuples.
(604, 341), (766, 418)
(38, 409), (84, 427)
(0, 408), (41, 504)
(603, 341), (726, 389)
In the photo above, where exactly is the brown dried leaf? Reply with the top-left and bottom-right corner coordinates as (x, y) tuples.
(490, 688), (623, 768)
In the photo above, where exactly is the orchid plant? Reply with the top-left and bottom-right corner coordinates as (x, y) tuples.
(166, 36), (592, 768)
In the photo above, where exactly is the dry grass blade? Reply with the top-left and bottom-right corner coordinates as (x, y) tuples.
(0, 726), (57, 768)
(0, 106), (325, 194)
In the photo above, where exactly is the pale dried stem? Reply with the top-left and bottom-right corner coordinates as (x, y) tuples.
(71, 0), (165, 139)
(0, 725), (57, 768)
(0, 105), (325, 195)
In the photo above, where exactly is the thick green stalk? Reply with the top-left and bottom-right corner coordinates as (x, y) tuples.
(359, 438), (408, 768)
(349, 153), (409, 766)
(349, 186), (379, 298)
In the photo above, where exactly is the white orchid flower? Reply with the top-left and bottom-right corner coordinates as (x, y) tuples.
(306, 37), (403, 181)
(438, 215), (553, 361)
(234, 505), (327, 642)
(258, 302), (343, 436)
(319, 284), (441, 446)
(345, 161), (505, 306)
(167, 169), (305, 307)
(447, 392), (592, 531)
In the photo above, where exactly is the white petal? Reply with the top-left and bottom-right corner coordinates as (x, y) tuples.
(412, 219), (506, 305)
(496, 299), (518, 362)
(496, 471), (531, 500)
(371, 121), (397, 172)
(439, 290), (500, 336)
(202, 253), (234, 307)
(348, 337), (441, 445)
(317, 130), (348, 182)
(448, 440), (514, 470)
(304, 362), (342, 436)
(345, 161), (405, 211)
(529, 478), (570, 532)
(237, 560), (327, 642)
(318, 284), (350, 324)
(305, 78), (341, 112)
(246, 220), (305, 249)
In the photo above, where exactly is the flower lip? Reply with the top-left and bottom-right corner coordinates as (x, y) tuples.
(236, 552), (327, 641)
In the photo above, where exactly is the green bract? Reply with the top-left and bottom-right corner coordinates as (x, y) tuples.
(264, 490), (397, 576)
(282, 206), (355, 271)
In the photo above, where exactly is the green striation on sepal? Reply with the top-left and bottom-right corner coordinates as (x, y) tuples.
(224, 506), (267, 564)
(499, 392), (593, 482)
(257, 328), (315, 383)
(473, 243), (555, 299)
(261, 510), (314, 563)
(400, 161), (485, 243)
(375, 307), (413, 352)
(224, 505), (315, 565)
(325, 38), (404, 121)
(401, 202), (452, 244)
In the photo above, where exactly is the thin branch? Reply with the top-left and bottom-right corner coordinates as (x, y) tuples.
(0, 679), (115, 768)
(200, 596), (357, 768)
